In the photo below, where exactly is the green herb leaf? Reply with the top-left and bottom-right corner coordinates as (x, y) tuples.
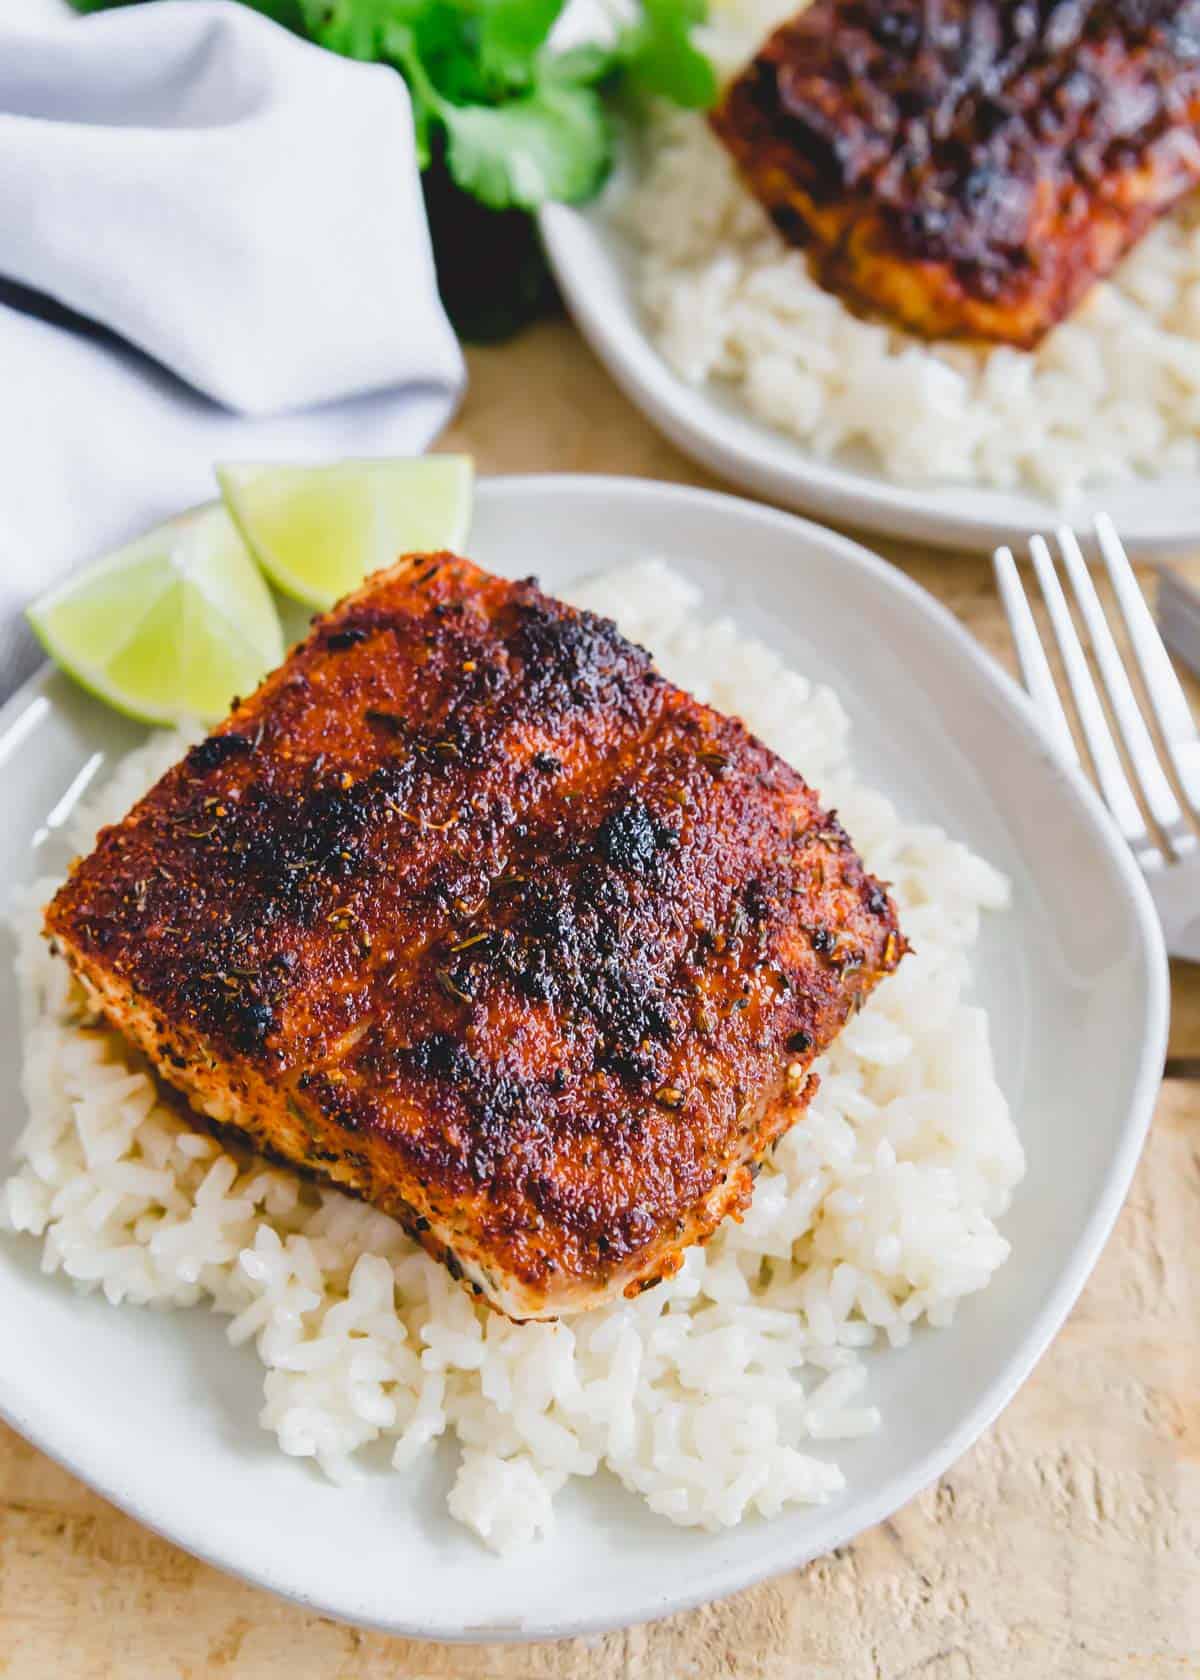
(296, 0), (394, 55)
(473, 0), (567, 91)
(538, 40), (621, 88)
(398, 4), (494, 104)
(621, 0), (717, 107)
(247, 0), (310, 25)
(439, 79), (610, 211)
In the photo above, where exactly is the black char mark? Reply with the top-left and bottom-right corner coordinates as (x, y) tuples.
(596, 799), (678, 875)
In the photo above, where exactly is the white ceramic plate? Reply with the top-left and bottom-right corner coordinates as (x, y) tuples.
(0, 476), (1167, 1640)
(539, 198), (1200, 556)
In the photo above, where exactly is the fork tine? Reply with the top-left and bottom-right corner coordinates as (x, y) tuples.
(1027, 534), (1157, 861)
(992, 545), (1078, 769)
(1095, 513), (1200, 812)
(1055, 526), (1195, 856)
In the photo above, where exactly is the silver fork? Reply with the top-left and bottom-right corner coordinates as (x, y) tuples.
(993, 515), (1200, 963)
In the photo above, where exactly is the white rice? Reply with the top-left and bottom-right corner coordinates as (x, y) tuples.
(0, 561), (1024, 1553)
(619, 0), (1200, 499)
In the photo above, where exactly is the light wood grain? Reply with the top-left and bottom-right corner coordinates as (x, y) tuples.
(3, 318), (1199, 1679)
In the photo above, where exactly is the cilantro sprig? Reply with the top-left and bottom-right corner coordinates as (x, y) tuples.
(70, 0), (716, 336)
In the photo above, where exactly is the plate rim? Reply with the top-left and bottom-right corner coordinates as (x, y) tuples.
(538, 201), (1200, 556)
(0, 473), (1170, 1641)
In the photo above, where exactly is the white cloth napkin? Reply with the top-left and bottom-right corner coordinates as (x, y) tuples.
(0, 0), (465, 696)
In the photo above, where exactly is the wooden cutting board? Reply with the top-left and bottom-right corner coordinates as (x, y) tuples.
(2, 319), (1198, 1679)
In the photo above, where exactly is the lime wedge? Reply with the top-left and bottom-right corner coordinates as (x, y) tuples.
(217, 456), (475, 610)
(28, 505), (285, 727)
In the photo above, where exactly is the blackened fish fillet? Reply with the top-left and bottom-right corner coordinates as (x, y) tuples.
(712, 0), (1200, 348)
(46, 553), (905, 1318)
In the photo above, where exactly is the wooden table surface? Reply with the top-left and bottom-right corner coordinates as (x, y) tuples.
(3, 320), (1199, 1679)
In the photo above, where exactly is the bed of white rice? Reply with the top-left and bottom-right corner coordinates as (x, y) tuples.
(619, 0), (1200, 499)
(0, 561), (1024, 1554)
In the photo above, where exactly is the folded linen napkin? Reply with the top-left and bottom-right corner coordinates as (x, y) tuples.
(0, 0), (465, 697)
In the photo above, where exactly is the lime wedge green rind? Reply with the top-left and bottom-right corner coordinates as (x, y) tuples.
(217, 456), (475, 610)
(28, 504), (285, 728)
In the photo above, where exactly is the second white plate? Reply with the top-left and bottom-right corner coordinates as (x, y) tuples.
(540, 199), (1200, 555)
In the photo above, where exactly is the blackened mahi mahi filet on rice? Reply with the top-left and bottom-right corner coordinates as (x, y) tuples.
(45, 553), (906, 1320)
(712, 0), (1200, 349)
